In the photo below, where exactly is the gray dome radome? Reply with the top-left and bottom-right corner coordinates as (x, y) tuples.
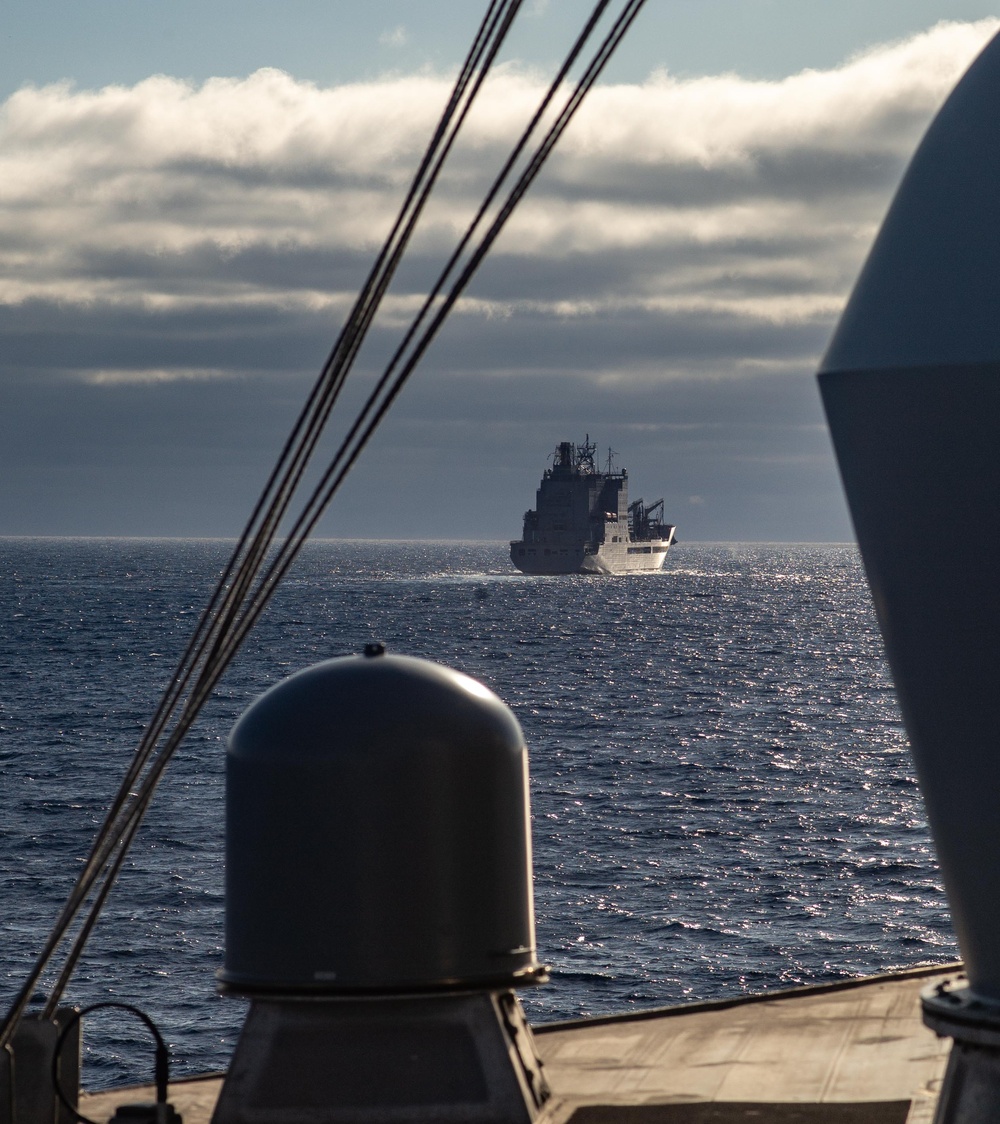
(221, 652), (540, 993)
(820, 29), (1000, 1006)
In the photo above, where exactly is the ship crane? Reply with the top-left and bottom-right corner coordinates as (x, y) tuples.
(628, 497), (665, 535)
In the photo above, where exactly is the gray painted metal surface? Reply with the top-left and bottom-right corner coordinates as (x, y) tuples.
(211, 992), (549, 1124)
(822, 31), (1000, 374)
(222, 651), (542, 994)
(819, 25), (1000, 1008)
(218, 652), (550, 1123)
(819, 25), (1000, 1124)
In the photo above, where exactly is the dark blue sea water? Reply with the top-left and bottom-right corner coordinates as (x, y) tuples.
(0, 538), (957, 1089)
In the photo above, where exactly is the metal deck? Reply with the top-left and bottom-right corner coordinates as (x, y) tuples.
(79, 964), (957, 1124)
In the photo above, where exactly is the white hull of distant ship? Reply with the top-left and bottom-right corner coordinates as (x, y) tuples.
(510, 438), (676, 576)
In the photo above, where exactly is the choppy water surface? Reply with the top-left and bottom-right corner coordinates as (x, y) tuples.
(0, 539), (955, 1087)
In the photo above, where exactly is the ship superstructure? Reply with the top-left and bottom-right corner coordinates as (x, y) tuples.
(510, 437), (675, 575)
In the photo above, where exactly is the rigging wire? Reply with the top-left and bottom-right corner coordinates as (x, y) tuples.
(0, 0), (523, 1047)
(62, 0), (647, 1015)
(185, 0), (525, 681)
(110, 0), (643, 757)
(44, 0), (646, 1028)
(110, 0), (522, 822)
(212, 0), (650, 655)
(0, 0), (649, 1046)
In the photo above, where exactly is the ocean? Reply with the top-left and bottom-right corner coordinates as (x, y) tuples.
(0, 537), (957, 1089)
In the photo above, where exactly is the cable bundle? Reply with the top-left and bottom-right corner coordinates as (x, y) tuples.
(0, 0), (648, 1047)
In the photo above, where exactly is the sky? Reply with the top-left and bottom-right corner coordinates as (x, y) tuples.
(1, 2), (998, 541)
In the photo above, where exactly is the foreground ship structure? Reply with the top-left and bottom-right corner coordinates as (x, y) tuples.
(15, 5), (1000, 1120)
(510, 437), (675, 575)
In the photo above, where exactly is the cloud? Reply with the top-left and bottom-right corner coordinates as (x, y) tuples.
(379, 25), (408, 49)
(1, 21), (993, 323)
(0, 19), (996, 537)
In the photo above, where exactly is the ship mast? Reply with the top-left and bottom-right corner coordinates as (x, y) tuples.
(577, 434), (597, 473)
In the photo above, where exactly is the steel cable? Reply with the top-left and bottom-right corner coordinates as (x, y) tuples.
(0, 0), (648, 1046)
(0, 0), (522, 1047)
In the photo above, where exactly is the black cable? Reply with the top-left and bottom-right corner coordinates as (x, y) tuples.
(136, 0), (523, 730)
(211, 0), (650, 650)
(72, 0), (647, 992)
(0, 0), (525, 1043)
(81, 0), (649, 834)
(52, 1002), (171, 1124)
(0, 0), (523, 1051)
(190, 0), (523, 645)
(189, 0), (525, 662)
(43, 811), (145, 1020)
(1, 0), (649, 1046)
(130, 0), (629, 701)
(76, 0), (612, 891)
(121, 0), (522, 807)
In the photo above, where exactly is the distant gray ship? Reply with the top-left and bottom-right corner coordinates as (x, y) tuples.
(510, 437), (676, 575)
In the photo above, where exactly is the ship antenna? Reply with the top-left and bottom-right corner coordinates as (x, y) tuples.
(577, 435), (596, 473)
